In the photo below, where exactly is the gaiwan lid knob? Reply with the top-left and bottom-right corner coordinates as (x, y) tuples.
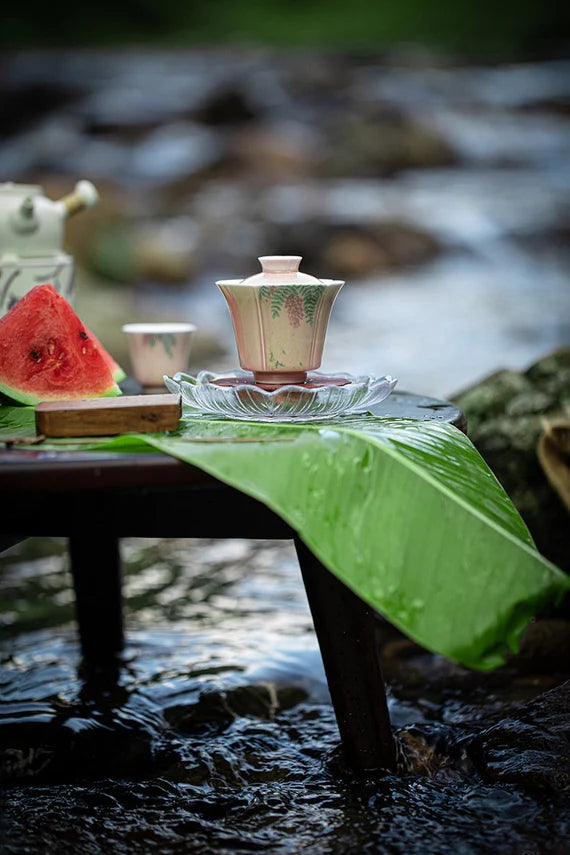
(242, 255), (322, 285)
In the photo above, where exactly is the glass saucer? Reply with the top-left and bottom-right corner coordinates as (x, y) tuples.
(164, 370), (398, 422)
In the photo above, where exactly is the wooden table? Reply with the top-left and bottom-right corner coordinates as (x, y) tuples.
(0, 390), (466, 774)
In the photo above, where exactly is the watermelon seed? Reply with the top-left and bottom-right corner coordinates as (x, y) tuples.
(79, 330), (89, 340)
(29, 349), (41, 362)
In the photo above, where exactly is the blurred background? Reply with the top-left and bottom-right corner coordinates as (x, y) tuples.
(1, 0), (569, 397)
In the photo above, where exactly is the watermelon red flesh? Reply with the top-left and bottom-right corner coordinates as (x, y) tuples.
(0, 284), (122, 405)
(85, 325), (126, 382)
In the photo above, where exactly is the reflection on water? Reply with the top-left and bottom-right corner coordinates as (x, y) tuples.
(1, 536), (569, 853)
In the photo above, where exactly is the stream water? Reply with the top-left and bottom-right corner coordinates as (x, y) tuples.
(1, 48), (570, 853)
(1, 536), (569, 854)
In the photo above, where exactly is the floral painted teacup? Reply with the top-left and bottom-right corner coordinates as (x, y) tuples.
(122, 322), (196, 390)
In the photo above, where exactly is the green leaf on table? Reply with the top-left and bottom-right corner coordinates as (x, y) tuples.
(1, 405), (568, 670)
(0, 403), (37, 438)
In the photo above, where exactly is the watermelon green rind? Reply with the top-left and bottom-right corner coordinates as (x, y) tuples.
(110, 362), (127, 383)
(0, 379), (121, 406)
(0, 284), (122, 404)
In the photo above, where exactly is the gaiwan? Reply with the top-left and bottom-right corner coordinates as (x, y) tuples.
(216, 256), (344, 386)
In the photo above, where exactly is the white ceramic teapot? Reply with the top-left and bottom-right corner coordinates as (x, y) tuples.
(0, 180), (99, 316)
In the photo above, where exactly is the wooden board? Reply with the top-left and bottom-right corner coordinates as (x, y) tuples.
(35, 394), (182, 437)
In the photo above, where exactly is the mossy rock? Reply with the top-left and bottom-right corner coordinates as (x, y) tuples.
(452, 348), (570, 579)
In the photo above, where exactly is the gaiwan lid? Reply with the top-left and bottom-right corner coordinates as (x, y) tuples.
(241, 255), (322, 285)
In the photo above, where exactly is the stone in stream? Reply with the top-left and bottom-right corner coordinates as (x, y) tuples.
(318, 110), (457, 176)
(452, 347), (570, 579)
(467, 679), (570, 796)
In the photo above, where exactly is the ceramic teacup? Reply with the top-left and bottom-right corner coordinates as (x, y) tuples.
(122, 322), (196, 390)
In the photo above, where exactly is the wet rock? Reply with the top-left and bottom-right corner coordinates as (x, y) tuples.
(0, 703), (158, 784)
(467, 679), (570, 796)
(250, 217), (440, 281)
(452, 348), (570, 576)
(505, 390), (557, 417)
(194, 86), (259, 126)
(1, 739), (57, 783)
(319, 109), (456, 177)
(319, 229), (392, 278)
(526, 348), (570, 397)
(319, 222), (440, 278)
(452, 369), (535, 432)
(226, 121), (320, 180)
(164, 684), (307, 737)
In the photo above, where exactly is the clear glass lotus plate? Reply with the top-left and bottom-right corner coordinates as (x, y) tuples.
(164, 370), (397, 422)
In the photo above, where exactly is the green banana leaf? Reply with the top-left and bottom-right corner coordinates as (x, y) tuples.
(1, 405), (568, 671)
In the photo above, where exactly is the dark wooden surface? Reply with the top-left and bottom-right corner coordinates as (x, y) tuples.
(0, 389), (465, 773)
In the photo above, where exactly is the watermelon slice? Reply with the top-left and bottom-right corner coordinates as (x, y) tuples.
(0, 284), (123, 405)
(86, 325), (126, 383)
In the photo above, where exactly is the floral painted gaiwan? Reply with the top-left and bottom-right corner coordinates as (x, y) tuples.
(164, 254), (397, 421)
(216, 255), (343, 386)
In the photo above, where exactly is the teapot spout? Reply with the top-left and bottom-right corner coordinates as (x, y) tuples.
(56, 180), (99, 218)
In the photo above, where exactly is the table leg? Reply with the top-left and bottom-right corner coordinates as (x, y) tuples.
(68, 535), (124, 663)
(294, 536), (397, 773)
